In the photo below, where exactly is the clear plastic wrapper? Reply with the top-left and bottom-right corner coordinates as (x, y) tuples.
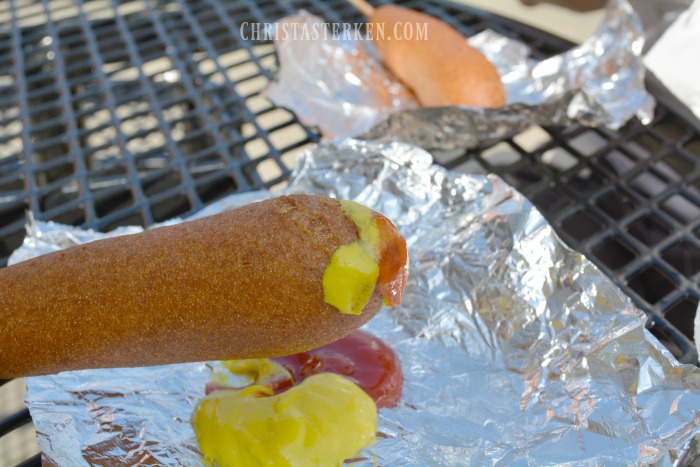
(265, 0), (654, 145)
(18, 139), (700, 466)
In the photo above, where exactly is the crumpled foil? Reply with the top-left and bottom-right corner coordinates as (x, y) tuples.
(20, 139), (700, 466)
(265, 0), (654, 145)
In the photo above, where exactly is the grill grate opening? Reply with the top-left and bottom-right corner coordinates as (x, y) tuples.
(541, 147), (579, 172)
(560, 209), (606, 242)
(531, 185), (571, 215)
(566, 167), (608, 196)
(0, 227), (25, 260)
(661, 193), (700, 224)
(662, 240), (700, 278)
(150, 191), (192, 223)
(591, 235), (638, 272)
(629, 171), (669, 199)
(627, 213), (672, 247)
(627, 263), (678, 305)
(685, 138), (700, 157)
(595, 188), (638, 220)
(48, 205), (86, 227)
(501, 165), (545, 191)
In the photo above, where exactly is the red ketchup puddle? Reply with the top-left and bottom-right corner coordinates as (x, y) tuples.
(273, 330), (403, 409)
(206, 330), (403, 409)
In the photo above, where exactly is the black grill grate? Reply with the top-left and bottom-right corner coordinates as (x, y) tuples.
(441, 107), (700, 365)
(1, 0), (700, 464)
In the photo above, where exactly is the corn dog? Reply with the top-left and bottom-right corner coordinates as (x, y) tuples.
(0, 195), (408, 378)
(353, 1), (506, 108)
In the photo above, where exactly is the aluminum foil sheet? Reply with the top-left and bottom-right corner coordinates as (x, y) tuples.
(265, 0), (654, 145)
(263, 12), (418, 139)
(19, 139), (700, 466)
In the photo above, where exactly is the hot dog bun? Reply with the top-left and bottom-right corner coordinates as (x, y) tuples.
(0, 195), (408, 378)
(368, 4), (506, 108)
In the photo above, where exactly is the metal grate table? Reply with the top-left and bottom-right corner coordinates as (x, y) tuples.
(1, 0), (700, 464)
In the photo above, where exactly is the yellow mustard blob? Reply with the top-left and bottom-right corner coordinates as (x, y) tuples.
(323, 200), (382, 315)
(219, 359), (291, 386)
(192, 372), (377, 467)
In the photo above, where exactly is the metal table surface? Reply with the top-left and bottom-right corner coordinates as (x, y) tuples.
(1, 0), (700, 464)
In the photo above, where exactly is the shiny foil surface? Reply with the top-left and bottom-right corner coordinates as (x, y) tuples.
(19, 139), (700, 466)
(265, 0), (654, 143)
(263, 12), (418, 139)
